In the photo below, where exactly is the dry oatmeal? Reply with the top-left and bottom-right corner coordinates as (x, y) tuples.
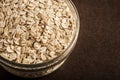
(0, 0), (75, 64)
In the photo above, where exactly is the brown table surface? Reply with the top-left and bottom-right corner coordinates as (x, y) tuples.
(0, 0), (120, 80)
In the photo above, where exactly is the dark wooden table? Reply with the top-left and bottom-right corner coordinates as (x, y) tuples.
(0, 0), (120, 80)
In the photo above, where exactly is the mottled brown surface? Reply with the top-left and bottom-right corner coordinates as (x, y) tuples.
(0, 0), (120, 80)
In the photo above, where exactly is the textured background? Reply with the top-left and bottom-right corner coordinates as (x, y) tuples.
(0, 0), (120, 80)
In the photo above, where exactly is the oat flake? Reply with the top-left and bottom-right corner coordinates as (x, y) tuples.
(0, 0), (75, 64)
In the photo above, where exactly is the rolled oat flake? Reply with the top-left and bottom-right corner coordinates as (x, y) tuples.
(0, 0), (75, 64)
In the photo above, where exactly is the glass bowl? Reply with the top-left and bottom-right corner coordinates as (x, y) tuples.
(0, 0), (80, 78)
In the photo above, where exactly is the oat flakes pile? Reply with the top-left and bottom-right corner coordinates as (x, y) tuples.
(0, 0), (75, 64)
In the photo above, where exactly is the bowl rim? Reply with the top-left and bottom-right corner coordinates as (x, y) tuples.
(0, 0), (80, 69)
